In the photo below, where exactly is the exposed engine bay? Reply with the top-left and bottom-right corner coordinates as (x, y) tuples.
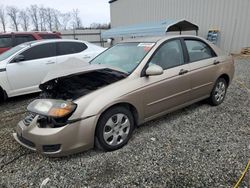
(24, 68), (127, 128)
(39, 68), (128, 100)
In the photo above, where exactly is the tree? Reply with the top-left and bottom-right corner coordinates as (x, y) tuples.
(52, 9), (61, 31)
(19, 9), (29, 31)
(7, 6), (19, 31)
(28, 5), (39, 31)
(72, 9), (82, 29)
(0, 6), (6, 32)
(39, 6), (47, 31)
(45, 8), (53, 31)
(61, 12), (71, 30)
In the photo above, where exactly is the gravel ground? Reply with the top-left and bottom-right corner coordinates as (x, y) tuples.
(0, 57), (249, 188)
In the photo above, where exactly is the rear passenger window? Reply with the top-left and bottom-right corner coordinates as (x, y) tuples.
(14, 35), (35, 46)
(0, 35), (12, 48)
(20, 43), (56, 61)
(150, 40), (184, 70)
(185, 40), (216, 62)
(57, 42), (87, 56)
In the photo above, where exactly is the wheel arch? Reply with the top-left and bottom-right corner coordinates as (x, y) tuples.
(98, 102), (139, 126)
(218, 74), (230, 86)
(94, 102), (139, 137)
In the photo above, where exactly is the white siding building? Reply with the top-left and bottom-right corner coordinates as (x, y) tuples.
(109, 0), (250, 53)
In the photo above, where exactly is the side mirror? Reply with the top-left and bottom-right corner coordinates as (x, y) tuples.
(13, 54), (25, 62)
(145, 64), (163, 76)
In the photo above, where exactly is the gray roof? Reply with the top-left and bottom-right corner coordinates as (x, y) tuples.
(101, 19), (198, 39)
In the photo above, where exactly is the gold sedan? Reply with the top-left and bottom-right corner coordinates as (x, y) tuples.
(13, 35), (234, 156)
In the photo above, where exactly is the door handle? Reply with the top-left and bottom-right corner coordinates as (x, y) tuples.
(46, 61), (55, 65)
(213, 60), (220, 65)
(83, 55), (91, 58)
(179, 69), (188, 75)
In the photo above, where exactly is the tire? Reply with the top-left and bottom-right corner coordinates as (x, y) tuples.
(0, 88), (6, 103)
(209, 78), (228, 106)
(95, 106), (135, 151)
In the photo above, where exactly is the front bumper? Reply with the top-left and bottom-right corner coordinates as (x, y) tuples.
(13, 115), (99, 157)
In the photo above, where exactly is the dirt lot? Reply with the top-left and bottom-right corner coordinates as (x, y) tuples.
(0, 57), (249, 187)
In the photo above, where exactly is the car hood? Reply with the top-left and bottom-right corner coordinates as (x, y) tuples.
(41, 57), (127, 84)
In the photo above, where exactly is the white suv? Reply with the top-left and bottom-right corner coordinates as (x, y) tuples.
(0, 39), (105, 101)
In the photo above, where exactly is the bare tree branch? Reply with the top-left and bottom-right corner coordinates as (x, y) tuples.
(61, 12), (71, 30)
(7, 6), (19, 31)
(39, 6), (47, 31)
(45, 8), (53, 31)
(0, 6), (7, 32)
(72, 9), (82, 29)
(52, 9), (61, 31)
(19, 9), (29, 31)
(28, 5), (39, 31)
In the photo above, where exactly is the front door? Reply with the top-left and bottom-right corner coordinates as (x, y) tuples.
(142, 39), (191, 120)
(6, 43), (57, 96)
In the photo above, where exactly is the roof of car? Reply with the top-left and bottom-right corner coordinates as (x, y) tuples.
(120, 36), (163, 43)
(0, 31), (60, 35)
(27, 39), (86, 45)
(120, 35), (201, 43)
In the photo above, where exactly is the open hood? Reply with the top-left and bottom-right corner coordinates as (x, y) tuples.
(41, 57), (127, 84)
(39, 58), (128, 101)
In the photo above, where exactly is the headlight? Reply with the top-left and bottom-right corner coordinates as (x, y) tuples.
(27, 99), (77, 118)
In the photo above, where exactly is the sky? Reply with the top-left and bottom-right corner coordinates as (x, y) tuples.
(1, 0), (110, 27)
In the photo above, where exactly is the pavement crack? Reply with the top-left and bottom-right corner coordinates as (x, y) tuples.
(0, 151), (32, 170)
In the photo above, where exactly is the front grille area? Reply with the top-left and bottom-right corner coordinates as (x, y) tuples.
(17, 134), (35, 148)
(23, 113), (36, 126)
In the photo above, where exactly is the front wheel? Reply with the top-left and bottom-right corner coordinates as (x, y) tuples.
(95, 106), (134, 151)
(209, 78), (228, 106)
(0, 88), (7, 103)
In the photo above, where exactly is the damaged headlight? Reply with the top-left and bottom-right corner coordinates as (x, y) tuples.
(27, 99), (77, 118)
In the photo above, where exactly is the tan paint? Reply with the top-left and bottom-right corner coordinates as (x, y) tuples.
(14, 35), (234, 156)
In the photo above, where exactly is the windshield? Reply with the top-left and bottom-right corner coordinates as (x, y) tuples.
(0, 43), (29, 61)
(91, 42), (155, 73)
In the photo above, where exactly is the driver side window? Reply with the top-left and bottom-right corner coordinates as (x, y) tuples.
(150, 40), (184, 70)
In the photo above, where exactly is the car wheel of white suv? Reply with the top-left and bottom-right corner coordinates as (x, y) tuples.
(0, 87), (7, 103)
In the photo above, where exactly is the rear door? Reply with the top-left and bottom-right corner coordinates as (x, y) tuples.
(183, 38), (218, 100)
(56, 41), (90, 64)
(6, 43), (56, 95)
(142, 39), (191, 120)
(0, 35), (13, 54)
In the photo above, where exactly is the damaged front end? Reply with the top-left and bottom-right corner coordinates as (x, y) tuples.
(24, 99), (77, 128)
(24, 68), (127, 128)
(39, 69), (127, 100)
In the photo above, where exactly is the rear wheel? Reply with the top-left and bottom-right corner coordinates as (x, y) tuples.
(95, 106), (134, 151)
(209, 78), (227, 106)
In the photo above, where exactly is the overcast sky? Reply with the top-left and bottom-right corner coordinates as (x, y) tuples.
(1, 0), (110, 27)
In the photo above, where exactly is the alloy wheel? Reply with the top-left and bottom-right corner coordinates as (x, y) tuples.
(214, 81), (226, 102)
